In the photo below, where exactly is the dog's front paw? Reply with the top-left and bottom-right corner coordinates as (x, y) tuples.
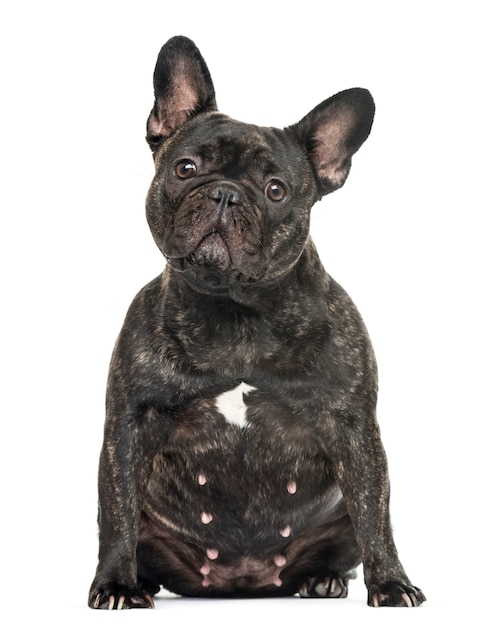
(299, 575), (349, 598)
(88, 583), (155, 610)
(368, 582), (426, 607)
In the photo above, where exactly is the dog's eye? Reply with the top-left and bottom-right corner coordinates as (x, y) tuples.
(265, 180), (287, 202)
(174, 160), (197, 180)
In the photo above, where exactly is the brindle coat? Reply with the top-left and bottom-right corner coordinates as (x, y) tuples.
(88, 36), (425, 609)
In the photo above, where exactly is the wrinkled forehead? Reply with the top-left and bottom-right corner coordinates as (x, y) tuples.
(164, 113), (304, 180)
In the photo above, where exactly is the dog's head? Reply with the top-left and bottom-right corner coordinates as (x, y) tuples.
(145, 36), (374, 298)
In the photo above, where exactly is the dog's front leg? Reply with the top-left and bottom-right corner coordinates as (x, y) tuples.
(331, 418), (426, 607)
(88, 401), (157, 610)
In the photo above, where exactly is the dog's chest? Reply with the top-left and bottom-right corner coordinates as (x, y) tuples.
(214, 382), (256, 428)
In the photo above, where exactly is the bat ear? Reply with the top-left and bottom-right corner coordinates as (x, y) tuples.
(146, 36), (217, 151)
(290, 88), (375, 196)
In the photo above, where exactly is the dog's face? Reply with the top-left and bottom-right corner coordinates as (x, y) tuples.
(145, 37), (375, 297)
(146, 114), (317, 294)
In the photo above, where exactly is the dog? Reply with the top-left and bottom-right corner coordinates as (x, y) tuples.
(88, 35), (425, 609)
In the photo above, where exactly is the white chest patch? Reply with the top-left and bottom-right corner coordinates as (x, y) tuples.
(215, 382), (256, 428)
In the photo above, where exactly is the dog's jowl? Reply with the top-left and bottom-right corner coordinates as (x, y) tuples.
(88, 36), (425, 609)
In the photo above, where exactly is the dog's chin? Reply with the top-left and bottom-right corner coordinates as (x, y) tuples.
(190, 231), (233, 272)
(165, 233), (262, 295)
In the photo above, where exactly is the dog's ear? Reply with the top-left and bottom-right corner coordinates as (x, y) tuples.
(290, 88), (375, 197)
(146, 36), (217, 151)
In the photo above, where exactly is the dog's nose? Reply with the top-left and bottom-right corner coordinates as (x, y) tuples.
(209, 184), (243, 211)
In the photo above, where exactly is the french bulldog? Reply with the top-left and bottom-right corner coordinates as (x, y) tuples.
(88, 35), (425, 609)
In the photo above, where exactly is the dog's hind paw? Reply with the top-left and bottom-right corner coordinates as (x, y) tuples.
(368, 582), (426, 607)
(299, 575), (349, 598)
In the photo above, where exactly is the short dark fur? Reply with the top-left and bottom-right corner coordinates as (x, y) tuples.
(88, 36), (425, 609)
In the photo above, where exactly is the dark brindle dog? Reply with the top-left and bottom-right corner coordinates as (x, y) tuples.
(88, 36), (425, 609)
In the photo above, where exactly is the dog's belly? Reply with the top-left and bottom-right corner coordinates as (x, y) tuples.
(139, 384), (352, 595)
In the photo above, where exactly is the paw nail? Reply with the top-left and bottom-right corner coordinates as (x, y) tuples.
(299, 583), (309, 597)
(108, 595), (115, 610)
(144, 593), (155, 609)
(117, 595), (125, 610)
(402, 592), (414, 607)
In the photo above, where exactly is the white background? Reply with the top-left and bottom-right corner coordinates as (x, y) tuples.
(1, 1), (487, 623)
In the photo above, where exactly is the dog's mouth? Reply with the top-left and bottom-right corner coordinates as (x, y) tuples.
(165, 230), (263, 291)
(166, 230), (230, 272)
(189, 230), (232, 272)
